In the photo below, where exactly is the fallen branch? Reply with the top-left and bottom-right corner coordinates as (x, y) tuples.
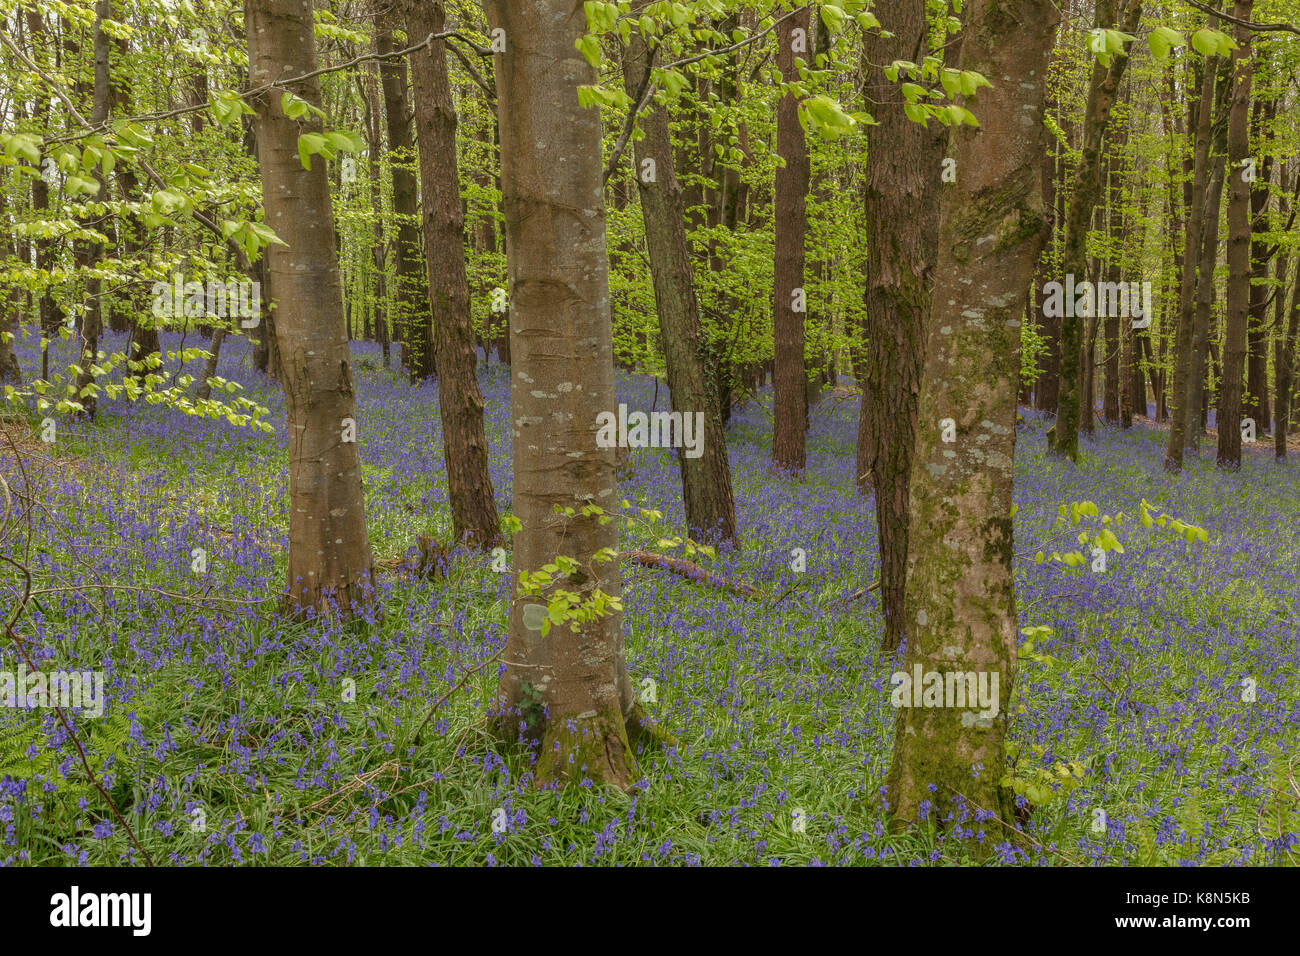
(622, 549), (757, 598)
(413, 649), (504, 745)
(843, 580), (882, 603)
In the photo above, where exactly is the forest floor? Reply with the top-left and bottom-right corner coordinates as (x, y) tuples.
(1, 329), (1297, 865)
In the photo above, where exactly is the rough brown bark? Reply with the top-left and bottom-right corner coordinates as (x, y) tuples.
(1104, 152), (1123, 425)
(406, 0), (501, 548)
(1034, 104), (1061, 415)
(1276, 166), (1297, 459)
(1187, 63), (1232, 453)
(1166, 7), (1223, 469)
(620, 5), (737, 542)
(855, 0), (947, 653)
(1278, 244), (1300, 457)
(1244, 96), (1276, 432)
(1218, 0), (1253, 469)
(377, 7), (433, 381)
(0, 185), (21, 384)
(484, 0), (653, 789)
(887, 0), (1056, 839)
(359, 64), (391, 372)
(195, 327), (226, 401)
(24, 10), (56, 382)
(771, 8), (810, 471)
(72, 0), (112, 420)
(245, 0), (374, 614)
(710, 14), (743, 425)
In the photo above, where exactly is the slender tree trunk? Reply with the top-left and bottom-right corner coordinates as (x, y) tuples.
(1275, 166), (1296, 459)
(710, 15), (743, 425)
(1049, 0), (1141, 460)
(251, 253), (273, 375)
(1034, 119), (1061, 415)
(856, 0), (947, 653)
(620, 4), (737, 542)
(377, 5), (433, 382)
(483, 0), (657, 789)
(245, 0), (374, 614)
(1187, 64), (1231, 453)
(1218, 0), (1253, 468)
(406, 0), (501, 548)
(25, 10), (56, 382)
(1244, 96), (1276, 432)
(195, 327), (226, 400)
(360, 65), (391, 373)
(0, 186), (20, 384)
(1104, 153), (1122, 425)
(1166, 7), (1223, 470)
(771, 8), (810, 471)
(73, 0), (112, 420)
(1277, 246), (1300, 458)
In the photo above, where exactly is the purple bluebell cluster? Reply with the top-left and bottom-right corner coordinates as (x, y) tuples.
(0, 327), (1296, 866)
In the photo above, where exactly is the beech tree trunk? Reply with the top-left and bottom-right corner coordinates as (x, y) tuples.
(1166, 7), (1223, 470)
(887, 0), (1057, 837)
(1187, 63), (1231, 453)
(73, 0), (112, 420)
(1104, 155), (1122, 425)
(710, 15), (743, 425)
(1276, 167), (1297, 460)
(771, 8), (810, 471)
(406, 0), (501, 548)
(1217, 0), (1253, 469)
(483, 0), (658, 789)
(245, 0), (373, 614)
(1244, 96), (1276, 432)
(621, 3), (737, 542)
(0, 186), (21, 383)
(377, 5), (433, 382)
(856, 0), (946, 653)
(195, 327), (226, 401)
(1278, 251), (1300, 458)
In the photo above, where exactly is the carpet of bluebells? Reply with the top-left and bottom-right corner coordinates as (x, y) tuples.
(1, 327), (1297, 866)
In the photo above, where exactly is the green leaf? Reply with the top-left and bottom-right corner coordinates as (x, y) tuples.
(575, 34), (601, 69)
(298, 132), (327, 170)
(900, 82), (927, 103)
(281, 92), (310, 120)
(1191, 28), (1234, 57)
(819, 4), (846, 32)
(1148, 26), (1184, 61)
(325, 130), (364, 153)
